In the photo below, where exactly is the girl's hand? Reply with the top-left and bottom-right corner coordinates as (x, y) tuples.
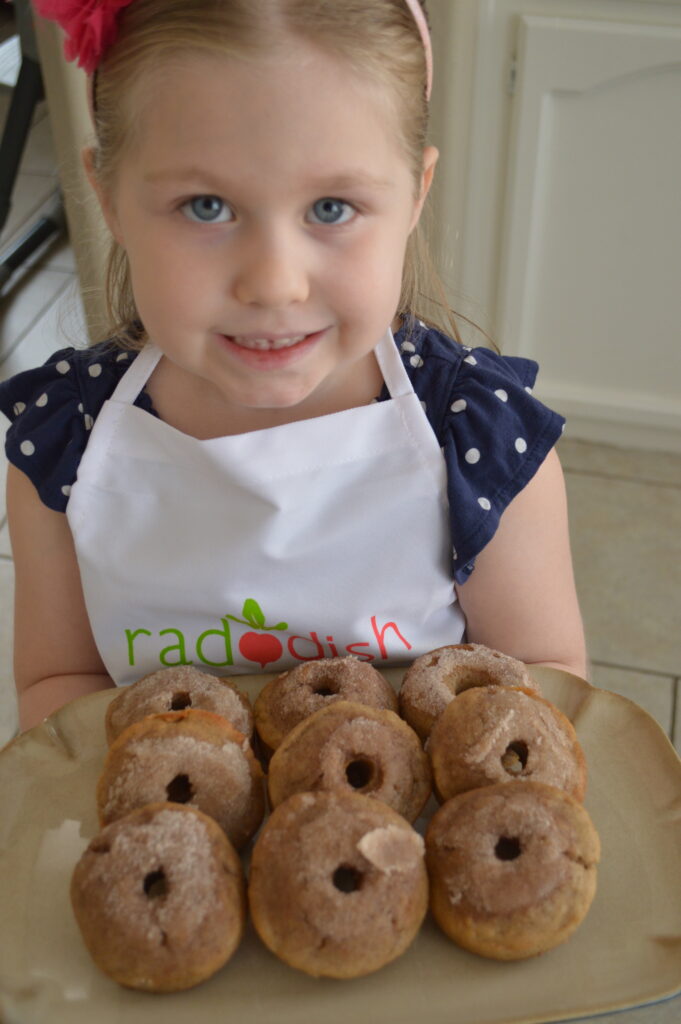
(455, 448), (588, 679)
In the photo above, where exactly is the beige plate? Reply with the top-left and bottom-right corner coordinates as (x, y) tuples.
(1, 667), (680, 1024)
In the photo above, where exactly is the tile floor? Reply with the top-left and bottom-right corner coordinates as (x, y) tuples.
(1, 72), (681, 754)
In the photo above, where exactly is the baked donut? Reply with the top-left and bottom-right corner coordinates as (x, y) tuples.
(267, 701), (431, 822)
(71, 802), (246, 991)
(105, 665), (253, 745)
(425, 781), (600, 960)
(97, 708), (265, 849)
(249, 790), (428, 978)
(254, 656), (398, 752)
(427, 685), (587, 802)
(399, 643), (538, 741)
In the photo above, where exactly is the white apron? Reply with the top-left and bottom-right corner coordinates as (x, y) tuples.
(66, 330), (466, 684)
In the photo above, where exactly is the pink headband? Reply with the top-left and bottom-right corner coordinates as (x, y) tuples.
(32, 0), (432, 99)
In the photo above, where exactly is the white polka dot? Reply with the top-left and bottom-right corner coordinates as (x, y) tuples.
(84, 414), (94, 430)
(116, 352), (129, 361)
(56, 360), (70, 374)
(61, 484), (71, 497)
(418, 320), (426, 328)
(78, 403), (84, 414)
(561, 422), (566, 433)
(88, 363), (102, 378)
(13, 401), (26, 416)
(410, 354), (424, 368)
(478, 497), (491, 511)
(401, 341), (416, 353)
(464, 354), (477, 365)
(515, 437), (527, 453)
(465, 447), (481, 464)
(494, 389), (508, 402)
(452, 546), (458, 561)
(450, 399), (467, 414)
(524, 385), (533, 394)
(35, 392), (48, 407)
(20, 440), (35, 456)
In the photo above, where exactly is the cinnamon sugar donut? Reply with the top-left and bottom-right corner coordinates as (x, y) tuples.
(427, 685), (587, 802)
(399, 643), (538, 741)
(249, 790), (428, 978)
(97, 708), (264, 849)
(105, 666), (253, 744)
(254, 656), (398, 752)
(71, 802), (246, 991)
(425, 781), (600, 960)
(267, 701), (431, 822)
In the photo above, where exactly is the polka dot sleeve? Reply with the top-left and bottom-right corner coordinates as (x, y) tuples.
(393, 323), (565, 584)
(440, 345), (564, 583)
(0, 344), (152, 512)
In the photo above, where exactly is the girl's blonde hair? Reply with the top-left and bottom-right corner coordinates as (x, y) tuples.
(91, 0), (463, 346)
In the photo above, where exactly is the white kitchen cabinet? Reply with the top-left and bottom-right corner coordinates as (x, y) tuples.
(428, 0), (681, 451)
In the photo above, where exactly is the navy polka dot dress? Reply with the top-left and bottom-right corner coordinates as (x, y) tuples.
(0, 322), (564, 583)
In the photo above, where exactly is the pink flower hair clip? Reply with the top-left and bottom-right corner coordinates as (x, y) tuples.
(32, 0), (135, 75)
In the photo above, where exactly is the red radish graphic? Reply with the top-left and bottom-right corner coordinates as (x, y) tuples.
(238, 632), (283, 668)
(226, 599), (288, 669)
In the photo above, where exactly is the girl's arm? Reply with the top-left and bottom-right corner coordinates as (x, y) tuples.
(455, 448), (588, 679)
(6, 464), (115, 732)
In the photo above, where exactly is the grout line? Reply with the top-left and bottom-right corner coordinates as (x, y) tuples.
(0, 275), (74, 368)
(590, 659), (676, 681)
(562, 466), (681, 492)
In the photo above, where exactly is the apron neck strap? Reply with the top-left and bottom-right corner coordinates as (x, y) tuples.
(110, 343), (163, 404)
(375, 328), (416, 399)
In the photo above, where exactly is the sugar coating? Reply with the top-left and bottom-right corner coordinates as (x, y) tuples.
(400, 644), (537, 737)
(255, 656), (397, 748)
(100, 733), (254, 837)
(426, 783), (600, 918)
(89, 809), (218, 941)
(106, 666), (252, 742)
(428, 685), (586, 801)
(357, 825), (425, 873)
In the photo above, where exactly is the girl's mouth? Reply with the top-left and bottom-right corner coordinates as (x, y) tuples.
(218, 329), (327, 368)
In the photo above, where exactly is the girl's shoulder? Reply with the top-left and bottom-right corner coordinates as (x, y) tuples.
(0, 342), (153, 512)
(394, 321), (566, 583)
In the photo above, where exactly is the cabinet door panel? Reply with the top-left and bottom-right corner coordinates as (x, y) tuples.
(497, 16), (681, 444)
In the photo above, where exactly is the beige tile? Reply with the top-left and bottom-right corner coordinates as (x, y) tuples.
(558, 437), (681, 488)
(0, 266), (75, 361)
(0, 170), (59, 247)
(589, 662), (674, 738)
(18, 112), (57, 177)
(0, 278), (87, 379)
(565, 472), (681, 677)
(0, 557), (17, 749)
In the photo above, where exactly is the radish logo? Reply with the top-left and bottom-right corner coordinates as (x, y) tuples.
(225, 598), (288, 669)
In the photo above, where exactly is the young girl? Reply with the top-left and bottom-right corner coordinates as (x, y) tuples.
(1, 0), (585, 733)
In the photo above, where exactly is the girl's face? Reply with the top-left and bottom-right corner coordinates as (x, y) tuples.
(92, 41), (437, 421)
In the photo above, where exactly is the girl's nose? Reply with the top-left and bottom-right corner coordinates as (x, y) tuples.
(232, 230), (310, 308)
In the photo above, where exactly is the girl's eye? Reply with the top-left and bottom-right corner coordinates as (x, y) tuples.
(308, 198), (354, 225)
(181, 195), (232, 223)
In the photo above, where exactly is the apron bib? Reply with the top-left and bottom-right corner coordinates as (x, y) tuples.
(67, 330), (465, 684)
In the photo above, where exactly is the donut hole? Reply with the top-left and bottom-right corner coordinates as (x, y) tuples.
(501, 740), (529, 776)
(345, 757), (380, 792)
(312, 675), (340, 698)
(446, 669), (495, 695)
(332, 864), (364, 893)
(170, 691), (192, 710)
(494, 835), (522, 861)
(143, 869), (168, 899)
(166, 773), (194, 804)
